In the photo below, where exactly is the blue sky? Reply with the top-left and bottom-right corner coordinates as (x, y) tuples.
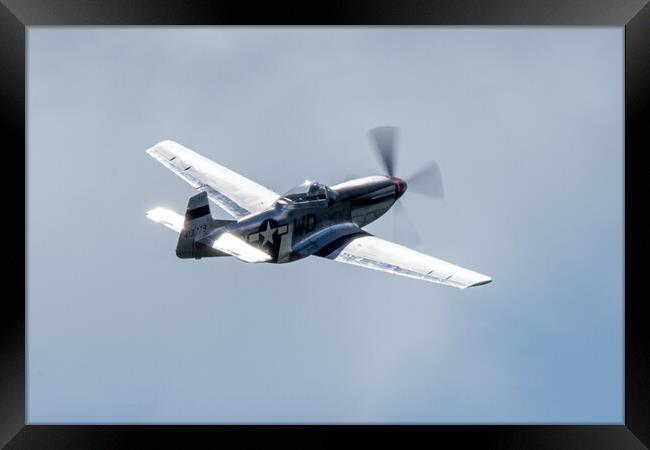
(27, 27), (623, 423)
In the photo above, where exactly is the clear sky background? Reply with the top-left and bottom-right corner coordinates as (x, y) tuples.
(27, 27), (623, 423)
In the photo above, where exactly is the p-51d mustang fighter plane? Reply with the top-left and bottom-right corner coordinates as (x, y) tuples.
(146, 127), (491, 289)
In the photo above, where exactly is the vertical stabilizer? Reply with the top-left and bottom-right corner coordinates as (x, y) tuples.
(176, 191), (233, 258)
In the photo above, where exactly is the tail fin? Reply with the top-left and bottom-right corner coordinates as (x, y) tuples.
(176, 191), (234, 258)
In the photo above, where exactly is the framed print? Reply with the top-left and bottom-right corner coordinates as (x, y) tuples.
(3, 0), (649, 448)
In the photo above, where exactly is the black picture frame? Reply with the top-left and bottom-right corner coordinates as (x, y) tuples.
(3, 0), (648, 448)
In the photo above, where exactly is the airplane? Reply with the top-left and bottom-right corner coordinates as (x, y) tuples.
(145, 127), (491, 289)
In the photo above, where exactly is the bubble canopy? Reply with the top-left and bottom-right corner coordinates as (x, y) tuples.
(283, 181), (330, 202)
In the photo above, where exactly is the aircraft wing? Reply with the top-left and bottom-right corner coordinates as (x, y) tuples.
(316, 233), (491, 289)
(146, 140), (280, 218)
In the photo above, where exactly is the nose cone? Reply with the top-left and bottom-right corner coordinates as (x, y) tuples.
(389, 176), (408, 199)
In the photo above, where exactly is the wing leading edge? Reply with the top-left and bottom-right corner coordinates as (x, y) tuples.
(317, 233), (491, 289)
(146, 140), (280, 218)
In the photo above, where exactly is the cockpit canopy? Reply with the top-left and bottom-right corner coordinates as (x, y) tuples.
(283, 181), (330, 203)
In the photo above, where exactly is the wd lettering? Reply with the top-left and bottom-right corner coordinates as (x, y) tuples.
(293, 214), (316, 237)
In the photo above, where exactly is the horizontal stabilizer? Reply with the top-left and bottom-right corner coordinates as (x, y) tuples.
(146, 207), (184, 233)
(211, 232), (272, 263)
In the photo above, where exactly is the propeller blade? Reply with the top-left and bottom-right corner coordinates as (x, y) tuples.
(368, 126), (398, 176)
(406, 162), (444, 200)
(392, 200), (421, 247)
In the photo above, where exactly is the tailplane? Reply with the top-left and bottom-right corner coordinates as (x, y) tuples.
(147, 191), (267, 261)
(146, 207), (184, 233)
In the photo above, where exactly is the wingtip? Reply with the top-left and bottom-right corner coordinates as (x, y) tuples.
(468, 277), (492, 288)
(145, 139), (178, 155)
(156, 139), (177, 146)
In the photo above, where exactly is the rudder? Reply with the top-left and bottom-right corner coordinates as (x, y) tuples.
(176, 191), (234, 258)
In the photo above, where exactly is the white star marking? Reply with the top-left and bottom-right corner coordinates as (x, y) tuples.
(259, 222), (276, 246)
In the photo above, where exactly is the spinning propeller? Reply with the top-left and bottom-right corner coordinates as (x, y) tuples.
(367, 126), (444, 245)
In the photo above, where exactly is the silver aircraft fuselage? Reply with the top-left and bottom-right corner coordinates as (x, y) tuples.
(186, 175), (407, 263)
